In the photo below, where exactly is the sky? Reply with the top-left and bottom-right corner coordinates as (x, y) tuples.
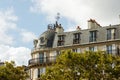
(0, 0), (120, 66)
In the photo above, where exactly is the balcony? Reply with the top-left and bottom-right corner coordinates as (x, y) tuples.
(28, 56), (56, 67)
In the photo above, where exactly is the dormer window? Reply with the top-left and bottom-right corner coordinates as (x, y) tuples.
(107, 28), (116, 40)
(73, 33), (80, 44)
(89, 31), (97, 42)
(57, 35), (65, 46)
(40, 37), (45, 43)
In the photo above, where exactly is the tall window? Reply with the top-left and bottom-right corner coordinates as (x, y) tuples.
(107, 28), (116, 40)
(40, 37), (46, 48)
(38, 68), (45, 78)
(89, 47), (95, 51)
(38, 68), (40, 78)
(73, 33), (80, 44)
(89, 31), (97, 42)
(72, 48), (77, 52)
(57, 35), (65, 46)
(106, 45), (112, 54)
(39, 53), (44, 63)
(40, 37), (45, 43)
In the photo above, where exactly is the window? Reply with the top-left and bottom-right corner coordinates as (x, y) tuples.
(57, 35), (65, 46)
(40, 37), (46, 48)
(40, 37), (45, 43)
(89, 46), (97, 51)
(38, 68), (40, 78)
(89, 47), (95, 51)
(117, 47), (120, 55)
(39, 53), (44, 63)
(89, 31), (97, 42)
(73, 33), (80, 44)
(72, 49), (77, 52)
(107, 28), (116, 40)
(38, 68), (46, 78)
(106, 45), (112, 54)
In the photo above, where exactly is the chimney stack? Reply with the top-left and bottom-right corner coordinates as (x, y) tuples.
(88, 19), (101, 29)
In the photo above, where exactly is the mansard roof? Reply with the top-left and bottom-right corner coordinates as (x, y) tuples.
(38, 29), (55, 48)
(52, 24), (120, 48)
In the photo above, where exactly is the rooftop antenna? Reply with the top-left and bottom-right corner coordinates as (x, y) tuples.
(56, 12), (60, 22)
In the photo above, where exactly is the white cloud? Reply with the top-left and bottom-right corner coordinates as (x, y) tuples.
(0, 8), (18, 45)
(0, 44), (31, 66)
(31, 0), (120, 30)
(0, 8), (35, 65)
(20, 30), (37, 43)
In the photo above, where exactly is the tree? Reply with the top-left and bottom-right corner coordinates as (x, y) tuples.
(40, 50), (120, 80)
(0, 61), (28, 80)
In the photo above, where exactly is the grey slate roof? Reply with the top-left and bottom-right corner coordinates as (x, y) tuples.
(38, 29), (55, 48)
(52, 24), (120, 48)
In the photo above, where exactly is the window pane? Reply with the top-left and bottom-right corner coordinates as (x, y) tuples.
(89, 31), (97, 42)
(107, 29), (115, 40)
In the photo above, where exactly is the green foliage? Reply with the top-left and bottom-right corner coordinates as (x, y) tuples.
(0, 61), (28, 80)
(40, 50), (120, 80)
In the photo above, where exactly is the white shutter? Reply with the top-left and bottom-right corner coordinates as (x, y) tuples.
(34, 53), (39, 58)
(77, 48), (81, 53)
(44, 52), (46, 57)
(102, 45), (106, 51)
(33, 69), (37, 79)
(112, 44), (116, 55)
(44, 52), (46, 62)
(111, 29), (115, 39)
(30, 69), (33, 79)
(111, 29), (115, 34)
(43, 67), (46, 74)
(112, 44), (116, 49)
(50, 51), (56, 61)
(54, 51), (57, 56)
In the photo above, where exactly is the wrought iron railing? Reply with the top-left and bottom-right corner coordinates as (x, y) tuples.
(29, 56), (56, 65)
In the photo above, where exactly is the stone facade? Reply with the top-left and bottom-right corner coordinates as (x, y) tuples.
(28, 19), (120, 80)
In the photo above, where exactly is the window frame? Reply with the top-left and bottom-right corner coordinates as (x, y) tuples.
(57, 35), (65, 46)
(89, 30), (97, 42)
(73, 33), (81, 44)
(106, 45), (112, 54)
(107, 28), (116, 40)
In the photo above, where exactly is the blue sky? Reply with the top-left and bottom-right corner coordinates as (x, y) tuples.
(0, 0), (120, 65)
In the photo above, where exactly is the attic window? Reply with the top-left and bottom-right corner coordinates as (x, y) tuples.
(73, 33), (80, 44)
(107, 28), (116, 40)
(89, 31), (97, 42)
(40, 37), (45, 43)
(57, 35), (65, 46)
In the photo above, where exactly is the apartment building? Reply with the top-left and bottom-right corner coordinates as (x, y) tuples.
(28, 19), (120, 80)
